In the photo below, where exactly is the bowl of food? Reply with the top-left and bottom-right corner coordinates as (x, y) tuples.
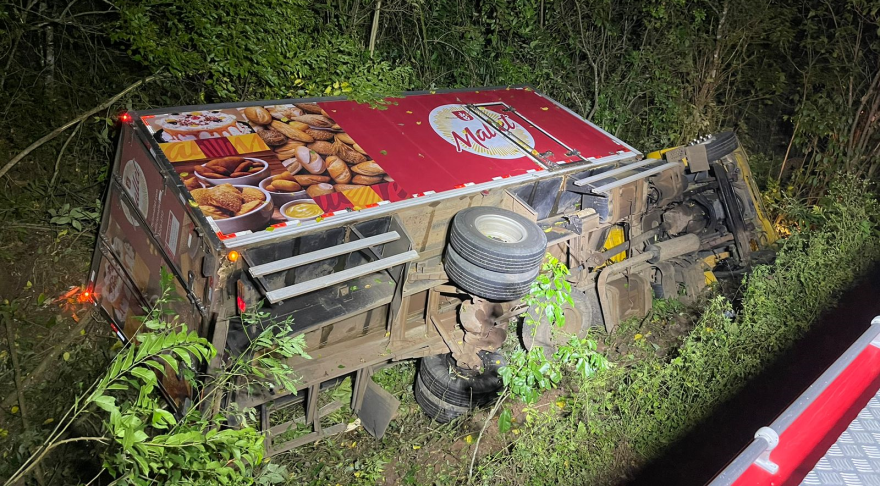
(259, 174), (310, 205)
(280, 199), (323, 223)
(193, 157), (269, 187)
(157, 111), (241, 140)
(189, 184), (274, 234)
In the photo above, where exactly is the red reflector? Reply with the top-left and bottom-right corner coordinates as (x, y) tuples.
(119, 112), (133, 124)
(236, 296), (246, 313)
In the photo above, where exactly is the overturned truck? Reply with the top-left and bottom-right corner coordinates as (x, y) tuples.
(89, 87), (776, 453)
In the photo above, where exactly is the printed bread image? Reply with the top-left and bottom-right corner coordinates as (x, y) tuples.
(239, 103), (385, 198)
(190, 184), (274, 234)
(191, 184), (267, 219)
(170, 103), (389, 233)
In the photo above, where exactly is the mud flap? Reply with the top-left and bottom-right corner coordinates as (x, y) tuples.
(358, 380), (400, 440)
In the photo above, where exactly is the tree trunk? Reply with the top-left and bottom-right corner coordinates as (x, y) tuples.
(369, 0), (382, 58)
(40, 1), (55, 97)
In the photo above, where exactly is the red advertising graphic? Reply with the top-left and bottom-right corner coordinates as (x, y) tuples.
(142, 88), (633, 244)
(323, 89), (628, 196)
(143, 104), (394, 236)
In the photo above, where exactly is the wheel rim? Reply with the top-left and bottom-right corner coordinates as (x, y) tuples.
(474, 214), (528, 243)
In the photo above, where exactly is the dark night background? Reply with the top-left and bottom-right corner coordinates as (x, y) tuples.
(1, 0), (879, 484)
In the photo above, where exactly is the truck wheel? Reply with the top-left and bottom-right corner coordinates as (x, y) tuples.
(417, 352), (506, 408)
(701, 131), (739, 162)
(415, 352), (506, 422)
(445, 245), (539, 301)
(414, 374), (469, 423)
(573, 286), (605, 332)
(521, 287), (603, 355)
(449, 207), (547, 274)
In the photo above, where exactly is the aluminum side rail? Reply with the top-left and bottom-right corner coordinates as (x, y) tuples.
(572, 158), (666, 186)
(709, 316), (880, 485)
(264, 250), (420, 303)
(249, 232), (401, 277)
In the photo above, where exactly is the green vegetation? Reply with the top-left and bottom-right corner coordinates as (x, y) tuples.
(502, 254), (608, 404)
(2, 0), (880, 484)
(111, 0), (412, 101)
(5, 271), (309, 486)
(3, 0), (879, 186)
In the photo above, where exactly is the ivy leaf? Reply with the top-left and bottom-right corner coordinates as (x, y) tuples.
(151, 408), (177, 429)
(171, 347), (193, 368)
(155, 354), (180, 374)
(131, 367), (157, 386)
(131, 452), (150, 475)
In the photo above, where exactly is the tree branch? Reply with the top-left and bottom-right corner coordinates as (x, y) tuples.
(468, 391), (508, 480)
(0, 74), (163, 180)
(3, 312), (46, 486)
(369, 0), (382, 58)
(847, 67), (880, 155)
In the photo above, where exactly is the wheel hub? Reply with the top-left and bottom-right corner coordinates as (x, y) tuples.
(474, 214), (528, 243)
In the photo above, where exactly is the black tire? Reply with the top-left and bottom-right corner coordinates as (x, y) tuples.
(521, 287), (603, 354)
(414, 374), (468, 423)
(573, 286), (605, 331)
(445, 245), (539, 301)
(417, 352), (506, 408)
(701, 131), (739, 162)
(449, 207), (547, 274)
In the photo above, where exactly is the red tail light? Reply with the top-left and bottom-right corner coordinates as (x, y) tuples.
(77, 285), (94, 303)
(236, 280), (246, 313)
(236, 296), (246, 313)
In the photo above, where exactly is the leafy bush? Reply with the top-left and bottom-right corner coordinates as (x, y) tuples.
(6, 270), (309, 486)
(112, 0), (412, 101)
(48, 201), (102, 232)
(498, 254), (609, 441)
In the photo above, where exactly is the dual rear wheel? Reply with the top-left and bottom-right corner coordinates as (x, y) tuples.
(414, 351), (507, 423)
(417, 207), (546, 422)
